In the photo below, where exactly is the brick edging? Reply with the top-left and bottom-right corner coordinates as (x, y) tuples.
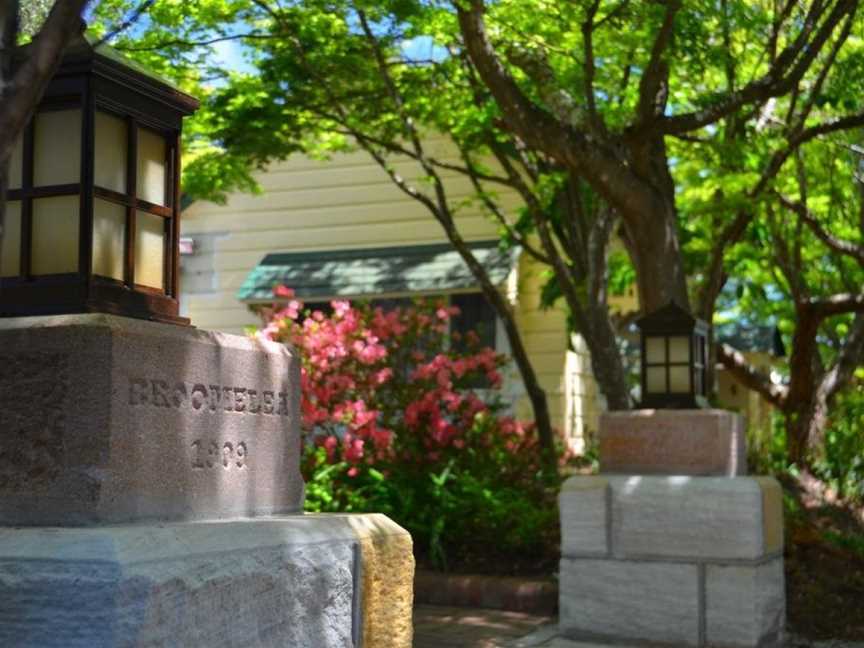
(413, 570), (558, 615)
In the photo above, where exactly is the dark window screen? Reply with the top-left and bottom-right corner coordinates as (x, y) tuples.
(450, 293), (497, 351)
(304, 294), (496, 351)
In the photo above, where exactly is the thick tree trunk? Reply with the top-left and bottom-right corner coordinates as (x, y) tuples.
(622, 139), (691, 314)
(787, 314), (864, 464)
(785, 397), (829, 467)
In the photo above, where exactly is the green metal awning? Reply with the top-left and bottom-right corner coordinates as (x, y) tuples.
(237, 241), (519, 303)
(716, 323), (786, 357)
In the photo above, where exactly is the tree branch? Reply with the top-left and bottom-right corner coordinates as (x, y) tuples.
(716, 343), (789, 408)
(660, 0), (857, 135)
(90, 0), (155, 47)
(801, 293), (864, 319)
(455, 0), (657, 221)
(0, 0), (90, 164)
(581, 0), (602, 131)
(116, 32), (277, 51)
(777, 193), (864, 265)
(636, 0), (680, 125)
(820, 314), (864, 400)
(457, 145), (552, 265)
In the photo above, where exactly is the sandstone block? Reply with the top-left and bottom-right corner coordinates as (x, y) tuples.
(599, 409), (746, 476)
(559, 558), (700, 646)
(607, 476), (783, 561)
(706, 558), (785, 648)
(0, 314), (304, 525)
(0, 513), (413, 648)
(347, 514), (415, 648)
(559, 476), (609, 557)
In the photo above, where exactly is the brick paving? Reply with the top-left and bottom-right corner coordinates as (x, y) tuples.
(412, 607), (864, 648)
(413, 605), (553, 648)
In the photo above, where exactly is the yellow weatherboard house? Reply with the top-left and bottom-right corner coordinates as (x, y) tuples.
(180, 140), (777, 451)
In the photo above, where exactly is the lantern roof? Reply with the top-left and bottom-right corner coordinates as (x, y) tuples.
(18, 24), (199, 116)
(636, 300), (707, 334)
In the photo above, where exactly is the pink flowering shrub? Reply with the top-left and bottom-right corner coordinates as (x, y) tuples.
(257, 288), (563, 572)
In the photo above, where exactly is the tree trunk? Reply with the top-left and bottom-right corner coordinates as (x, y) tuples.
(621, 140), (691, 314)
(582, 304), (631, 410)
(434, 219), (559, 474)
(0, 0), (19, 279)
(787, 314), (864, 464)
(785, 397), (829, 467)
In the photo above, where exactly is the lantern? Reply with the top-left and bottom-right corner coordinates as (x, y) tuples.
(1, 28), (198, 324)
(637, 301), (709, 409)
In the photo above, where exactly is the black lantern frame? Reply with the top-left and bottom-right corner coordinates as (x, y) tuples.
(637, 301), (709, 409)
(1, 30), (198, 325)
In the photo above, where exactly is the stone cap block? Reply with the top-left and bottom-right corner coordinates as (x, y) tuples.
(0, 314), (305, 526)
(599, 409), (747, 476)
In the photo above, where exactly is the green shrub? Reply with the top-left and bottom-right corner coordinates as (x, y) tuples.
(260, 294), (565, 573)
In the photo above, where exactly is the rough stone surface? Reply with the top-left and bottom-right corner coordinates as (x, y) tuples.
(0, 314), (304, 525)
(706, 558), (785, 648)
(559, 558), (700, 646)
(559, 477), (609, 557)
(599, 409), (746, 476)
(607, 475), (782, 561)
(0, 513), (413, 648)
(348, 515), (415, 648)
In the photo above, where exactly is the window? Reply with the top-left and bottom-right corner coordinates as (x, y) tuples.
(450, 293), (497, 351)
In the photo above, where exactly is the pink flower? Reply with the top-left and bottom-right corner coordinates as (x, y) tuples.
(273, 285), (295, 298)
(332, 300), (351, 318)
(374, 368), (394, 385)
(345, 436), (365, 462)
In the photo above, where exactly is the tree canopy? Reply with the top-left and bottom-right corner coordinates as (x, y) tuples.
(89, 0), (864, 464)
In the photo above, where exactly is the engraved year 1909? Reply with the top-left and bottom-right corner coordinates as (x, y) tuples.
(191, 440), (248, 470)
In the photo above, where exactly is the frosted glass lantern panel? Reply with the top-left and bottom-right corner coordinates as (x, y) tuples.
(8, 135), (23, 190)
(135, 211), (165, 289)
(137, 128), (167, 205)
(668, 336), (691, 363)
(32, 196), (79, 275)
(669, 366), (691, 393)
(93, 199), (126, 280)
(645, 337), (666, 363)
(34, 109), (81, 186)
(1, 201), (21, 277)
(94, 111), (127, 193)
(646, 367), (666, 393)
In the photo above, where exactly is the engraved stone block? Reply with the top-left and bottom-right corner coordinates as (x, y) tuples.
(608, 476), (783, 561)
(599, 409), (746, 476)
(559, 476), (609, 557)
(559, 558), (700, 646)
(0, 314), (304, 525)
(706, 558), (785, 648)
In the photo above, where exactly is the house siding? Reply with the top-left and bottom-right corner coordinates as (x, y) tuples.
(180, 143), (597, 446)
